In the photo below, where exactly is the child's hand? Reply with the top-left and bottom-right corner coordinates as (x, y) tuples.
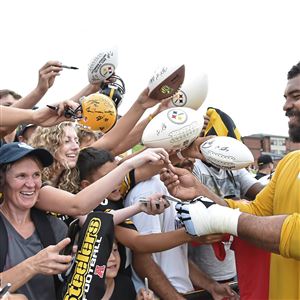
(139, 193), (170, 215)
(136, 287), (155, 300)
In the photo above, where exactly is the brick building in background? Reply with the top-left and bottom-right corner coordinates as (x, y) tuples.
(242, 134), (300, 168)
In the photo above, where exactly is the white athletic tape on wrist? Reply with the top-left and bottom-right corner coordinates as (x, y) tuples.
(188, 200), (241, 236)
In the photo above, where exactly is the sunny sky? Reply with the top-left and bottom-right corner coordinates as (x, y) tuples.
(1, 0), (300, 137)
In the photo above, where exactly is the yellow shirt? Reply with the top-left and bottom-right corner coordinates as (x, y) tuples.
(226, 150), (300, 299)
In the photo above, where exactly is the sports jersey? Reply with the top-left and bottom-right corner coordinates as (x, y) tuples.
(120, 169), (136, 198)
(94, 197), (137, 275)
(46, 169), (136, 226)
(109, 273), (137, 300)
(226, 150), (300, 299)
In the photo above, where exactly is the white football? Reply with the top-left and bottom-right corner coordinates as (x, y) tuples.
(200, 136), (254, 170)
(141, 107), (204, 151)
(171, 72), (208, 110)
(88, 47), (118, 84)
(148, 64), (185, 100)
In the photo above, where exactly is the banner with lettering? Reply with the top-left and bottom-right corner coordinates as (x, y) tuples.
(60, 212), (114, 300)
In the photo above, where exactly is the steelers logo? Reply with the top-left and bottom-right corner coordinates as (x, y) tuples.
(172, 90), (187, 107)
(167, 109), (188, 124)
(100, 64), (115, 78)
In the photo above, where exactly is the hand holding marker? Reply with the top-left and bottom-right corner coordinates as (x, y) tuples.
(61, 64), (79, 70)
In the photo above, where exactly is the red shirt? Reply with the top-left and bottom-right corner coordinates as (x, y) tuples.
(231, 237), (270, 299)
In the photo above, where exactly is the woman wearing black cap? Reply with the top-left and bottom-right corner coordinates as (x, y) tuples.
(0, 143), (71, 300)
(0, 142), (170, 300)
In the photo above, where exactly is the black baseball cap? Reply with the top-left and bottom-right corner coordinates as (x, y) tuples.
(0, 142), (53, 167)
(257, 154), (273, 166)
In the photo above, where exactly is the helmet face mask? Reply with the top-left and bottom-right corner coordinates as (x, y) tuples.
(64, 105), (83, 119)
(100, 74), (125, 108)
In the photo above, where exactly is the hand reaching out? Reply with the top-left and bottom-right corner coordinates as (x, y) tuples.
(160, 164), (200, 200)
(35, 61), (63, 94)
(209, 282), (239, 300)
(153, 96), (173, 114)
(54, 99), (81, 117)
(32, 99), (80, 127)
(136, 88), (164, 110)
(191, 233), (226, 245)
(126, 148), (170, 170)
(136, 287), (155, 300)
(139, 193), (170, 215)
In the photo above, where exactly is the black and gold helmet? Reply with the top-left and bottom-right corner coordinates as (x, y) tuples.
(78, 93), (117, 133)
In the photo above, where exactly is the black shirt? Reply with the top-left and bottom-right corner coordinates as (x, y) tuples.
(110, 273), (137, 300)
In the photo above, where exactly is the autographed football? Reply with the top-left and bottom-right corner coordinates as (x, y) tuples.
(88, 48), (118, 84)
(141, 107), (204, 151)
(148, 65), (185, 100)
(171, 72), (208, 110)
(200, 136), (254, 170)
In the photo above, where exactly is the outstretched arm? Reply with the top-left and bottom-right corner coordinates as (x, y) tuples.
(0, 106), (35, 129)
(238, 213), (300, 260)
(114, 97), (173, 155)
(237, 213), (285, 254)
(0, 100), (78, 137)
(68, 83), (101, 103)
(111, 193), (169, 224)
(11, 61), (63, 110)
(36, 148), (169, 216)
(91, 88), (162, 156)
(115, 225), (222, 254)
(132, 132), (214, 183)
(160, 164), (228, 206)
(115, 226), (192, 253)
(176, 198), (300, 259)
(220, 212), (297, 258)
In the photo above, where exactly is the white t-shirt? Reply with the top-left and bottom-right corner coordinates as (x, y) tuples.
(124, 175), (194, 293)
(189, 159), (258, 281)
(258, 172), (274, 185)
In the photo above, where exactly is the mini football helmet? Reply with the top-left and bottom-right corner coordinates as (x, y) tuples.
(78, 93), (117, 133)
(100, 74), (126, 108)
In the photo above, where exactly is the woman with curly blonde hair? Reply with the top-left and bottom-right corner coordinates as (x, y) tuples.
(30, 121), (80, 194)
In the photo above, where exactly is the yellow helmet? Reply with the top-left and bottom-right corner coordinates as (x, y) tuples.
(78, 93), (117, 133)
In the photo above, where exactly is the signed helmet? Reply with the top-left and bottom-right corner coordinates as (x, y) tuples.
(78, 93), (117, 133)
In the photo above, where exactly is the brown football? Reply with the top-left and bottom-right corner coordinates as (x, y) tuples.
(148, 64), (185, 100)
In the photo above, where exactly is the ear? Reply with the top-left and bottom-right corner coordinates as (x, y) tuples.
(80, 179), (91, 189)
